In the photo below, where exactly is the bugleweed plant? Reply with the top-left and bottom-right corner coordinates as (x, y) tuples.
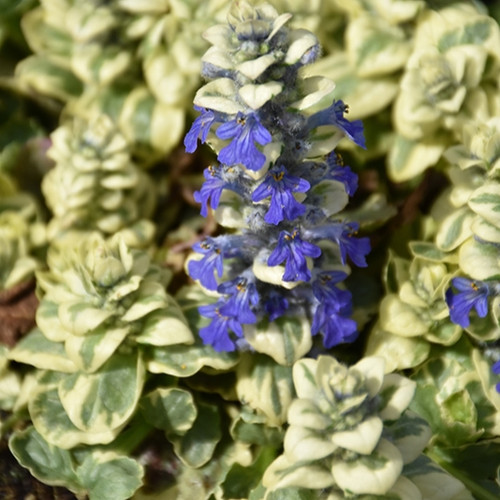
(0, 0), (500, 499)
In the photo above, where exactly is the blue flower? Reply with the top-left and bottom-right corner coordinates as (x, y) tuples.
(268, 229), (321, 282)
(326, 153), (358, 196)
(492, 360), (500, 393)
(337, 223), (370, 267)
(311, 301), (358, 348)
(445, 277), (490, 328)
(194, 164), (229, 217)
(264, 290), (289, 321)
(198, 302), (243, 351)
(218, 277), (259, 324)
(251, 165), (310, 224)
(307, 222), (370, 267)
(308, 100), (366, 149)
(312, 270), (352, 305)
(184, 106), (217, 153)
(216, 112), (272, 171)
(188, 238), (224, 290)
(311, 270), (357, 347)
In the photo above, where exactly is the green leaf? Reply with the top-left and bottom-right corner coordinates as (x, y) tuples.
(388, 134), (446, 182)
(435, 208), (474, 252)
(134, 305), (194, 346)
(409, 241), (458, 264)
(64, 325), (129, 373)
(168, 400), (221, 468)
(437, 18), (493, 51)
(469, 183), (500, 229)
(409, 344), (489, 447)
(347, 16), (411, 77)
(140, 387), (197, 434)
(58, 301), (115, 336)
(459, 237), (500, 280)
(9, 328), (77, 373)
(58, 353), (145, 434)
(365, 325), (431, 372)
(387, 412), (431, 465)
(244, 315), (312, 366)
(230, 415), (284, 447)
(222, 447), (276, 500)
(145, 339), (239, 377)
(76, 451), (144, 500)
(308, 180), (348, 217)
(406, 454), (477, 500)
(35, 299), (70, 342)
(8, 426), (82, 493)
(236, 354), (294, 427)
(29, 376), (119, 448)
(331, 438), (403, 496)
(15, 56), (83, 101)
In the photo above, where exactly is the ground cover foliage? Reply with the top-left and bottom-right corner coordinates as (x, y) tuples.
(0, 0), (500, 499)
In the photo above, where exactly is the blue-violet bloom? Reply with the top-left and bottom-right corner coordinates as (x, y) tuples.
(218, 277), (259, 324)
(311, 301), (358, 348)
(326, 153), (358, 196)
(308, 100), (366, 149)
(252, 165), (310, 224)
(188, 238), (224, 290)
(198, 302), (243, 352)
(194, 164), (230, 217)
(268, 229), (322, 282)
(445, 277), (490, 328)
(216, 112), (272, 171)
(184, 106), (217, 153)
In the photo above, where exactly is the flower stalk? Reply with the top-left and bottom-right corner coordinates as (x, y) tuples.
(185, 0), (369, 356)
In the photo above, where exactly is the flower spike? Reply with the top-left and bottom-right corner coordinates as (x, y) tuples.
(185, 2), (369, 353)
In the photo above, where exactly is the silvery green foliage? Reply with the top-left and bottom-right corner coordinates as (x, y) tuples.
(9, 233), (193, 445)
(0, 192), (43, 291)
(262, 355), (472, 499)
(14, 0), (230, 160)
(366, 118), (500, 482)
(42, 114), (156, 244)
(6, 231), (251, 499)
(304, 0), (500, 182)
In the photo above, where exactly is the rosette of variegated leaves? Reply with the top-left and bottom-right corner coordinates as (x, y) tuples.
(303, 1), (500, 182)
(8, 232), (194, 446)
(42, 113), (156, 246)
(5, 232), (239, 499)
(366, 119), (500, 464)
(13, 0), (230, 161)
(368, 118), (500, 364)
(262, 355), (473, 499)
(390, 3), (500, 181)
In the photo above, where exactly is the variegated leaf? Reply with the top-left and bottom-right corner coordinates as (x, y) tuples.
(236, 354), (294, 427)
(76, 450), (144, 500)
(244, 315), (312, 366)
(140, 387), (197, 435)
(9, 426), (82, 493)
(168, 400), (221, 468)
(9, 328), (77, 373)
(58, 353), (145, 434)
(64, 325), (130, 373)
(29, 375), (119, 448)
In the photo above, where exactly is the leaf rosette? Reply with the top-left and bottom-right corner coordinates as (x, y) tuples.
(367, 256), (459, 371)
(261, 355), (459, 498)
(42, 114), (156, 241)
